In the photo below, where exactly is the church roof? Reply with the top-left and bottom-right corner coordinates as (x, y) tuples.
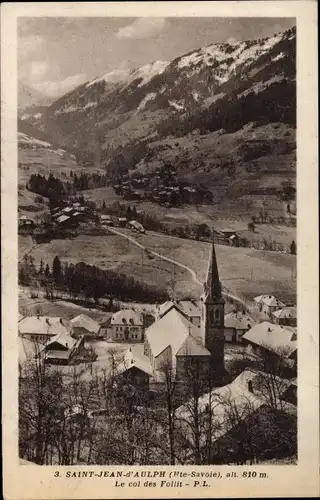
(176, 335), (211, 357)
(203, 239), (222, 300)
(145, 308), (201, 359)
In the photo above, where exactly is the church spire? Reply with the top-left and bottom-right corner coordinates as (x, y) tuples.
(204, 238), (221, 299)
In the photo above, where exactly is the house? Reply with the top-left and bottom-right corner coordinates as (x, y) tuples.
(118, 217), (127, 227)
(62, 206), (74, 215)
(18, 316), (70, 343)
(100, 214), (114, 226)
(224, 311), (256, 343)
(271, 306), (297, 327)
(156, 299), (201, 327)
(56, 214), (79, 228)
(220, 228), (238, 238)
(109, 309), (144, 342)
(70, 314), (101, 339)
(19, 216), (36, 229)
(115, 347), (153, 388)
(176, 368), (297, 464)
(253, 295), (285, 317)
(242, 322), (297, 371)
(44, 332), (84, 365)
(144, 240), (226, 386)
(128, 220), (145, 233)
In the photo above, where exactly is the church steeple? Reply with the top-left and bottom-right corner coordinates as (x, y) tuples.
(200, 237), (225, 371)
(204, 239), (222, 300)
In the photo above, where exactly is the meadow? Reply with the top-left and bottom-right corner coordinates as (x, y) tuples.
(20, 228), (296, 305)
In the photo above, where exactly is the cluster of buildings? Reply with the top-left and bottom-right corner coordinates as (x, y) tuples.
(18, 313), (100, 367)
(107, 242), (297, 387)
(50, 202), (96, 229)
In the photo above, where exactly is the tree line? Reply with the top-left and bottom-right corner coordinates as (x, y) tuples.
(19, 254), (169, 304)
(27, 172), (109, 201)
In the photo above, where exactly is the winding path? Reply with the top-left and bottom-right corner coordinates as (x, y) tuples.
(108, 227), (248, 309)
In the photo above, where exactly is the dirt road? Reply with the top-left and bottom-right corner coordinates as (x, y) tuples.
(108, 227), (250, 311)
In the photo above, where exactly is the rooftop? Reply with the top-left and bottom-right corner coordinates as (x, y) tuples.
(243, 321), (297, 357)
(116, 348), (153, 376)
(253, 295), (286, 307)
(46, 332), (77, 350)
(272, 307), (297, 319)
(177, 369), (296, 444)
(19, 316), (70, 337)
(70, 314), (100, 334)
(56, 215), (70, 224)
(224, 311), (256, 330)
(146, 308), (202, 358)
(111, 309), (143, 326)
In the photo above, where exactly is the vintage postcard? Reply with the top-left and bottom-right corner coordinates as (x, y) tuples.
(1, 1), (319, 499)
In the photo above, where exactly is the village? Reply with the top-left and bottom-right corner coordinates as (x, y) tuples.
(19, 232), (297, 466)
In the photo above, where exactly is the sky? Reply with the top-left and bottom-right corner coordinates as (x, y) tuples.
(18, 17), (296, 98)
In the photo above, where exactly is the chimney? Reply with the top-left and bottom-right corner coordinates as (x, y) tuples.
(46, 318), (50, 325)
(66, 342), (68, 348)
(37, 314), (40, 320)
(248, 380), (254, 393)
(60, 318), (63, 324)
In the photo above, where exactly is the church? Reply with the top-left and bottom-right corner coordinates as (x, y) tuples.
(122, 239), (226, 388)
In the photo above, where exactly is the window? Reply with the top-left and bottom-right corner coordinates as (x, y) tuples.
(215, 308), (220, 320)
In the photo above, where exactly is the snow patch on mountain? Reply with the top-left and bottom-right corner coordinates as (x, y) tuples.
(83, 101), (98, 110)
(273, 52), (285, 62)
(134, 61), (170, 87)
(86, 60), (169, 90)
(137, 93), (157, 112)
(54, 105), (79, 115)
(239, 74), (286, 98)
(18, 132), (51, 148)
(87, 68), (131, 88)
(169, 100), (185, 111)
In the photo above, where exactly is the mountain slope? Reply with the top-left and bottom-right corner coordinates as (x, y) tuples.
(21, 27), (296, 200)
(18, 82), (54, 114)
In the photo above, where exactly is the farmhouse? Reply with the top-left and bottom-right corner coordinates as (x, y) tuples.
(224, 311), (256, 343)
(44, 332), (84, 365)
(109, 309), (144, 342)
(242, 322), (297, 371)
(70, 314), (101, 339)
(253, 295), (285, 317)
(18, 316), (70, 343)
(271, 306), (297, 327)
(176, 368), (297, 464)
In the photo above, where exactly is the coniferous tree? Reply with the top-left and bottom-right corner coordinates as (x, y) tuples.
(290, 240), (296, 255)
(52, 256), (62, 284)
(39, 258), (44, 276)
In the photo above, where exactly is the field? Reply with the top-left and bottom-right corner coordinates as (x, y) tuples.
(130, 230), (296, 303)
(20, 232), (200, 298)
(20, 228), (296, 304)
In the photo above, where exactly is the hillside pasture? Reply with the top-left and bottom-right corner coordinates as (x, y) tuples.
(23, 228), (296, 305)
(24, 233), (200, 299)
(119, 230), (296, 304)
